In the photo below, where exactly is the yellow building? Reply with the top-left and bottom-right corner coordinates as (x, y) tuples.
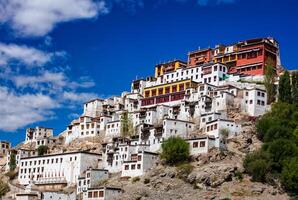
(154, 60), (187, 78)
(143, 79), (197, 98)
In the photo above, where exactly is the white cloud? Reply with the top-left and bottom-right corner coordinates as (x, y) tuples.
(0, 43), (52, 66)
(0, 86), (58, 131)
(62, 91), (98, 103)
(0, 42), (98, 131)
(0, 0), (109, 37)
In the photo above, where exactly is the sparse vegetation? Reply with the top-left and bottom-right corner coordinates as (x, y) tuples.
(264, 58), (277, 104)
(121, 112), (135, 137)
(161, 136), (190, 165)
(244, 101), (298, 193)
(9, 153), (16, 171)
(0, 180), (10, 198)
(176, 163), (194, 181)
(132, 176), (140, 183)
(235, 171), (243, 181)
(143, 178), (150, 184)
(37, 145), (48, 156)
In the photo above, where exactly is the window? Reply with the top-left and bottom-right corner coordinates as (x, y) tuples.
(165, 87), (170, 94)
(172, 85), (177, 93)
(214, 124), (217, 130)
(200, 141), (206, 147)
(99, 191), (104, 197)
(125, 165), (129, 170)
(138, 155), (142, 161)
(88, 192), (92, 198)
(193, 142), (198, 148)
(158, 88), (163, 95)
(250, 100), (253, 104)
(94, 191), (99, 198)
(137, 164), (141, 169)
(131, 164), (136, 170)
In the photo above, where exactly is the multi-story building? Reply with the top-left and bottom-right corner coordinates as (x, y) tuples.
(188, 37), (280, 76)
(0, 141), (10, 156)
(25, 126), (53, 146)
(121, 151), (158, 177)
(18, 151), (101, 187)
(77, 169), (109, 194)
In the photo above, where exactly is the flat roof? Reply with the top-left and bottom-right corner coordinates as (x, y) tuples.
(88, 186), (122, 191)
(206, 118), (235, 124)
(20, 151), (102, 160)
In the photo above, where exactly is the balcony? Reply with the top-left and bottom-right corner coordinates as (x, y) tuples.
(34, 177), (67, 185)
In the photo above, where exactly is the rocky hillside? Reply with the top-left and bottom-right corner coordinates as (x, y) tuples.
(97, 120), (289, 200)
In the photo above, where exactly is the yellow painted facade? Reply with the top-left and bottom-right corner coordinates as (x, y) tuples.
(154, 61), (186, 78)
(143, 79), (197, 98)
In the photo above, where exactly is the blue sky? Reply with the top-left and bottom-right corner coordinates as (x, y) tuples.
(0, 0), (297, 146)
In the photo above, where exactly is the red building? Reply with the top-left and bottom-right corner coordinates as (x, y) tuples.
(188, 37), (280, 76)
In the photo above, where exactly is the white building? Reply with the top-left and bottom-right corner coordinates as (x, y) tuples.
(25, 127), (53, 146)
(41, 191), (76, 200)
(105, 120), (121, 138)
(205, 118), (241, 148)
(77, 169), (109, 194)
(0, 141), (10, 156)
(242, 88), (267, 116)
(187, 135), (215, 155)
(121, 151), (158, 177)
(18, 151), (101, 186)
(162, 118), (195, 139)
(83, 186), (122, 200)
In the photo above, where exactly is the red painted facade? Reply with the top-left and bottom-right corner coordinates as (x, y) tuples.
(188, 38), (279, 76)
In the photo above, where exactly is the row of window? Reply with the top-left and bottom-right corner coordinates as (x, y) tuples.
(81, 131), (100, 136)
(21, 156), (77, 166)
(124, 163), (141, 170)
(87, 190), (104, 198)
(192, 141), (206, 148)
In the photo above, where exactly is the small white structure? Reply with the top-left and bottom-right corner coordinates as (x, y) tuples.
(18, 151), (101, 186)
(41, 191), (76, 200)
(105, 120), (121, 138)
(83, 186), (122, 200)
(77, 169), (109, 194)
(242, 88), (267, 116)
(121, 151), (158, 177)
(0, 141), (10, 156)
(187, 135), (216, 155)
(25, 127), (53, 146)
(205, 118), (241, 148)
(162, 118), (195, 139)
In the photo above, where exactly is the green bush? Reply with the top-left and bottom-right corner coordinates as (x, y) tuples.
(235, 171), (243, 181)
(161, 136), (190, 165)
(132, 176), (140, 183)
(37, 145), (48, 156)
(245, 102), (298, 194)
(143, 178), (150, 184)
(9, 153), (16, 171)
(176, 163), (194, 181)
(0, 180), (10, 198)
(243, 151), (271, 182)
(281, 158), (298, 192)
